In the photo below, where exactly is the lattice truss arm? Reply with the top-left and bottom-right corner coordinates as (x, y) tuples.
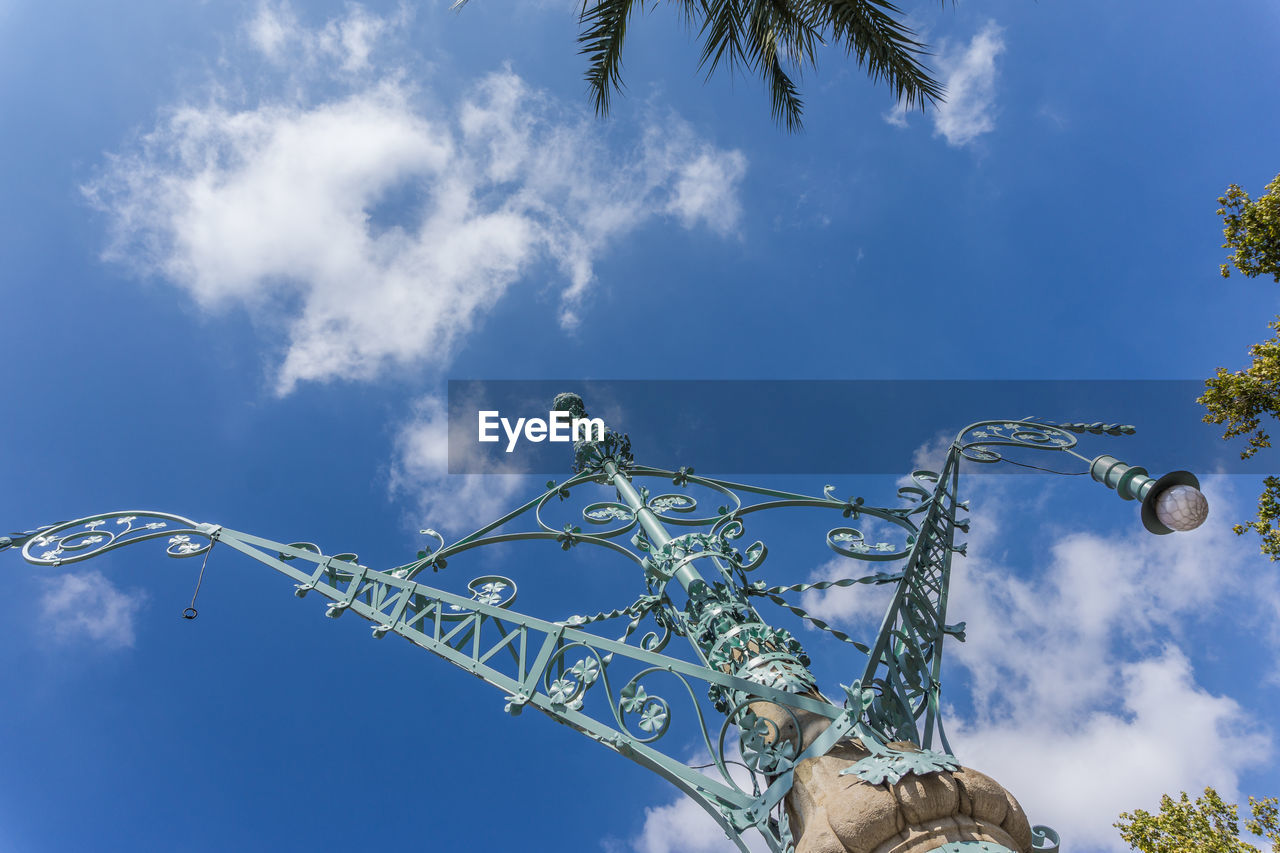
(3, 510), (855, 852)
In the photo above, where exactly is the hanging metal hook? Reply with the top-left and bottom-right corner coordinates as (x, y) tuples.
(183, 540), (215, 619)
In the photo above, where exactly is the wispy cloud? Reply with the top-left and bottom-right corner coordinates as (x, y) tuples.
(390, 395), (533, 536)
(85, 2), (747, 394)
(39, 570), (146, 649)
(247, 0), (404, 73)
(881, 102), (910, 129)
(932, 20), (1006, 147)
(631, 794), (748, 853)
(931, 478), (1269, 849)
(626, 746), (768, 853)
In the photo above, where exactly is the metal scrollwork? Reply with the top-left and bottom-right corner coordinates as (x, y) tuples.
(8, 402), (1142, 852)
(826, 526), (911, 561)
(445, 575), (517, 617)
(648, 493), (697, 516)
(710, 518), (767, 574)
(19, 512), (216, 566)
(957, 420), (1078, 463)
(632, 468), (744, 528)
(897, 470), (940, 505)
(580, 501), (638, 538)
(1031, 826), (1061, 852)
(409, 527), (448, 572)
(543, 644), (606, 712)
(727, 705), (798, 776)
(618, 674), (673, 743)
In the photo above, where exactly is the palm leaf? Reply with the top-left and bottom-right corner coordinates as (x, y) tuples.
(745, 0), (819, 130)
(579, 0), (643, 115)
(460, 0), (948, 130)
(697, 0), (750, 77)
(811, 0), (946, 109)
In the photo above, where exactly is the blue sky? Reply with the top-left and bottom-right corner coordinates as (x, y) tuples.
(2, 1), (1279, 851)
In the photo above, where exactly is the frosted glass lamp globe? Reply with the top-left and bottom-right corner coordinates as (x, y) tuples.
(1154, 485), (1209, 532)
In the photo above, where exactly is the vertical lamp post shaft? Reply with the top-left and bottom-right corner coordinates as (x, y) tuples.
(604, 455), (817, 692)
(605, 458), (700, 591)
(551, 388), (819, 718)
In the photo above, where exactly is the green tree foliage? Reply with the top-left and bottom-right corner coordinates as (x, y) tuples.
(1219, 174), (1280, 282)
(1200, 174), (1280, 558)
(1115, 787), (1280, 853)
(454, 0), (947, 132)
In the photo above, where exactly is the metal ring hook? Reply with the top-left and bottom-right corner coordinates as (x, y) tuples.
(183, 539), (215, 620)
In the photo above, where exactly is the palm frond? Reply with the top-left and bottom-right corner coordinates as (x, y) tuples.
(696, 0), (750, 78)
(761, 49), (805, 130)
(467, 0), (949, 131)
(579, 0), (643, 116)
(812, 0), (945, 109)
(745, 0), (817, 130)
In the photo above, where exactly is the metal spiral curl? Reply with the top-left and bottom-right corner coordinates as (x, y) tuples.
(646, 532), (742, 587)
(638, 617), (675, 653)
(615, 595), (679, 654)
(580, 501), (638, 537)
(826, 526), (914, 561)
(532, 479), (640, 545)
(721, 700), (801, 779)
(1031, 825), (1061, 852)
(443, 574), (517, 619)
(543, 643), (607, 712)
(897, 470), (940, 506)
(708, 518), (768, 574)
(616, 671), (674, 743)
(647, 493), (697, 516)
(626, 469), (744, 528)
(957, 420), (1078, 463)
(20, 512), (216, 566)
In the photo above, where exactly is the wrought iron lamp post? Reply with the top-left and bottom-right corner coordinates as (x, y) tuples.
(0, 395), (1208, 852)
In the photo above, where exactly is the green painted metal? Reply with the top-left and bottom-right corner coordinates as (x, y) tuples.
(932, 823), (1057, 852)
(1031, 825), (1062, 852)
(2, 405), (1203, 852)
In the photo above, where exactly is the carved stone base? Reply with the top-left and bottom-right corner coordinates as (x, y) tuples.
(785, 740), (1032, 853)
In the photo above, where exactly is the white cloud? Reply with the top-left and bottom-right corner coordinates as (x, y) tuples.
(791, 476), (1274, 851)
(932, 20), (1005, 147)
(798, 554), (899, 629)
(881, 102), (910, 129)
(943, 478), (1271, 850)
(390, 395), (532, 536)
(85, 3), (747, 394)
(908, 429), (954, 475)
(629, 748), (769, 853)
(247, 0), (405, 73)
(248, 2), (294, 60)
(39, 570), (146, 649)
(950, 647), (1267, 852)
(633, 795), (746, 853)
(660, 141), (748, 237)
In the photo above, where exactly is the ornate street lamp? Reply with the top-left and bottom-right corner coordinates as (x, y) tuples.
(0, 396), (1207, 852)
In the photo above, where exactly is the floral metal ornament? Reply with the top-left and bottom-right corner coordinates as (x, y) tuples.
(3, 398), (1206, 852)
